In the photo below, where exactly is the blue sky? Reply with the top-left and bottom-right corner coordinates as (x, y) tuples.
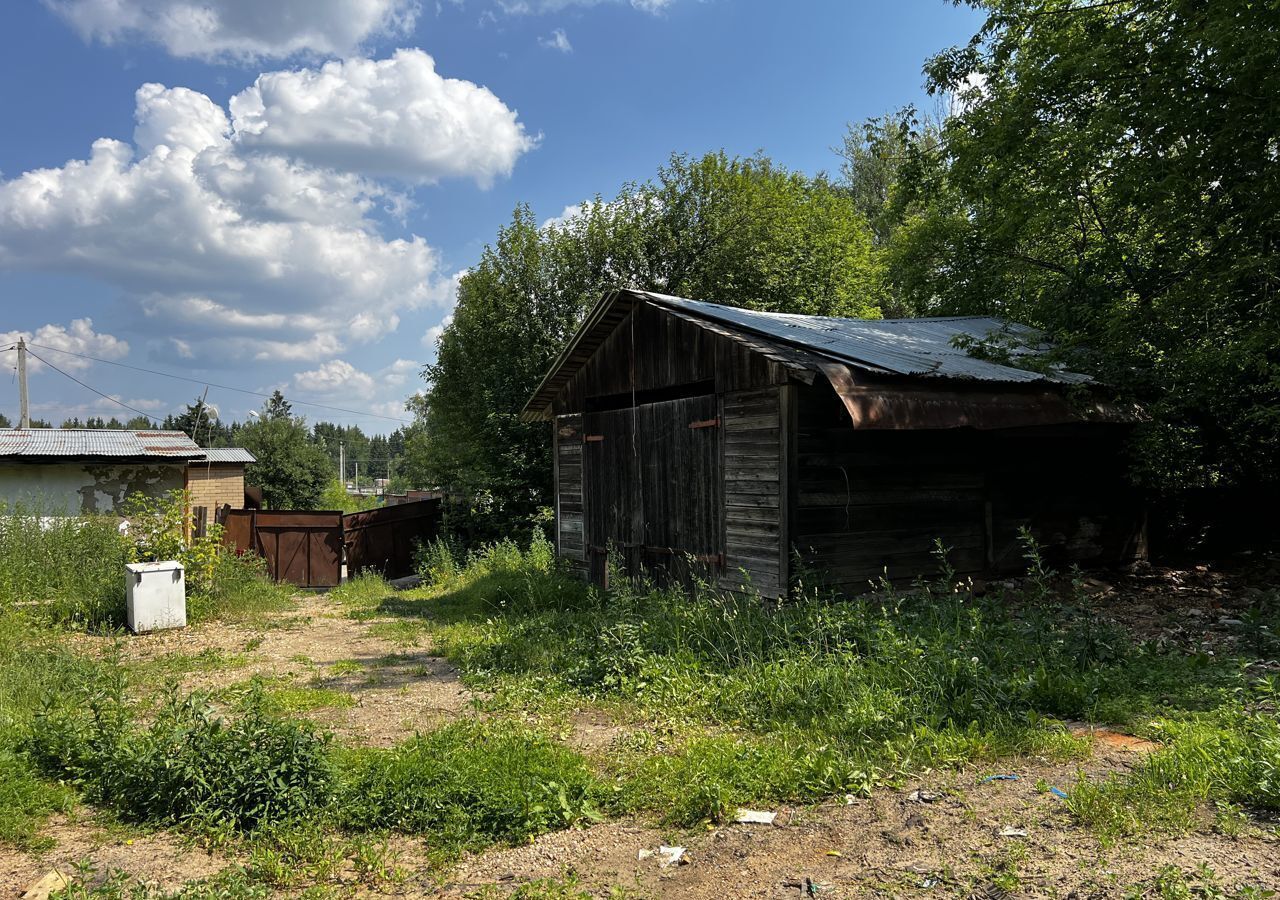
(0, 0), (982, 433)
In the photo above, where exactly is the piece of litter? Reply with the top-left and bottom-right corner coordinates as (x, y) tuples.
(843, 793), (858, 805)
(1049, 786), (1069, 800)
(824, 850), (842, 857)
(907, 789), (941, 803)
(999, 826), (1028, 838)
(735, 808), (777, 825)
(637, 849), (654, 861)
(982, 774), (1020, 783)
(920, 877), (940, 889)
(658, 845), (686, 868)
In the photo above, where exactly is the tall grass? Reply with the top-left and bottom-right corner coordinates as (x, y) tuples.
(411, 535), (1278, 830)
(0, 506), (132, 626)
(0, 497), (291, 628)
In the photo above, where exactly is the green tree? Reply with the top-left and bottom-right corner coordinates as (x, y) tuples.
(879, 0), (1280, 490)
(238, 398), (331, 510)
(405, 151), (881, 539)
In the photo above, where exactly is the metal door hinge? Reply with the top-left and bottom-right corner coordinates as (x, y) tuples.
(583, 434), (605, 443)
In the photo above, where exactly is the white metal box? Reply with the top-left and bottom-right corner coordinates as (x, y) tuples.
(125, 561), (187, 633)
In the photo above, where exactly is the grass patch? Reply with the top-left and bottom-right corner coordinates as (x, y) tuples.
(29, 677), (335, 832)
(0, 610), (112, 846)
(1067, 711), (1280, 838)
(0, 498), (292, 630)
(330, 572), (397, 608)
(402, 535), (1276, 832)
(337, 719), (603, 864)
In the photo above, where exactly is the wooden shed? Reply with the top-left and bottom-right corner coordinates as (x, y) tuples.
(521, 290), (1145, 597)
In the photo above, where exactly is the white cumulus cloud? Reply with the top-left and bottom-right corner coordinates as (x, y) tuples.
(44, 0), (420, 62)
(230, 49), (538, 186)
(0, 57), (521, 365)
(292, 359), (377, 397)
(0, 319), (129, 373)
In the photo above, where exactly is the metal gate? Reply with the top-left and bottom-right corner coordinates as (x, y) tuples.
(220, 509), (344, 588)
(344, 498), (442, 579)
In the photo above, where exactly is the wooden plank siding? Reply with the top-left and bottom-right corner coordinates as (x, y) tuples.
(719, 387), (786, 597)
(551, 303), (792, 416)
(554, 414), (586, 578)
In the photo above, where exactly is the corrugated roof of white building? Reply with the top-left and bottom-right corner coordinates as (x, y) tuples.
(196, 447), (256, 464)
(0, 429), (204, 459)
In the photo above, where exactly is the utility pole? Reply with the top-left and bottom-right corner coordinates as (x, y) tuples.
(17, 337), (29, 428)
(339, 442), (345, 487)
(354, 462), (360, 496)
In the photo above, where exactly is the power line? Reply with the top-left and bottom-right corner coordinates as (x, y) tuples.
(24, 349), (160, 421)
(25, 342), (414, 424)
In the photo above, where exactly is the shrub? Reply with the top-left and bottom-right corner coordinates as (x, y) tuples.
(30, 679), (334, 832)
(336, 720), (602, 860)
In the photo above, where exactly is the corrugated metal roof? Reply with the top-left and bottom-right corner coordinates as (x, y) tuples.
(639, 293), (1090, 385)
(0, 429), (204, 459)
(197, 447), (256, 464)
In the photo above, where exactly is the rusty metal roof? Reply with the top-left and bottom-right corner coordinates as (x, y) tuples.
(638, 292), (1090, 385)
(522, 290), (1096, 421)
(196, 447), (256, 464)
(0, 429), (204, 459)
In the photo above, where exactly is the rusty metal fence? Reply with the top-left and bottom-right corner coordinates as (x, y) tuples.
(219, 498), (441, 587)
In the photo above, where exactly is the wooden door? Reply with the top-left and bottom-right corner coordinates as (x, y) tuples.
(583, 394), (723, 586)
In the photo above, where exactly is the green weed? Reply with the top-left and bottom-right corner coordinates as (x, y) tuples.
(336, 719), (603, 862)
(29, 679), (334, 832)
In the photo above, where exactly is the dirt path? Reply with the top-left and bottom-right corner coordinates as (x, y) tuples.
(82, 593), (475, 747)
(442, 748), (1279, 898)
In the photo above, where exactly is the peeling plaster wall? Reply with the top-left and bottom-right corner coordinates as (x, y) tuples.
(0, 463), (186, 515)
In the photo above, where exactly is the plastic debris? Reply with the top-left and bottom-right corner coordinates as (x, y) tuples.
(907, 789), (941, 803)
(637, 849), (654, 861)
(999, 826), (1028, 838)
(735, 808), (777, 825)
(982, 774), (1020, 783)
(657, 845), (686, 868)
(825, 850), (842, 857)
(1049, 786), (1069, 800)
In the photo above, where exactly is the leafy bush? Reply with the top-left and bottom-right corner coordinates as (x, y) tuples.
(30, 678), (333, 832)
(336, 719), (602, 860)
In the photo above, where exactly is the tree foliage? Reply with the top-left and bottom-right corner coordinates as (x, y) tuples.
(405, 151), (882, 539)
(238, 398), (332, 510)
(871, 0), (1280, 489)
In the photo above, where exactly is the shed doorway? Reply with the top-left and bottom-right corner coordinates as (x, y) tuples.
(583, 393), (724, 585)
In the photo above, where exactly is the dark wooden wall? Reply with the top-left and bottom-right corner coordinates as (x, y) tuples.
(548, 303), (789, 594)
(718, 387), (789, 597)
(553, 414), (586, 578)
(551, 303), (790, 415)
(577, 395), (725, 585)
(794, 382), (1144, 592)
